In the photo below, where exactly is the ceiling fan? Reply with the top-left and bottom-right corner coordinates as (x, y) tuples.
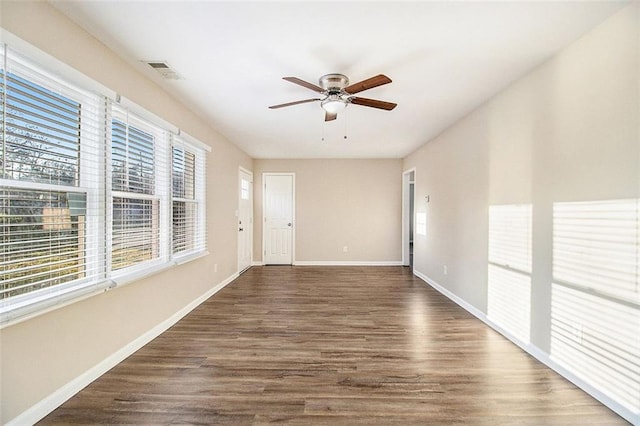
(269, 73), (397, 121)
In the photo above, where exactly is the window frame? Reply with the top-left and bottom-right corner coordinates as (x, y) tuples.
(0, 43), (209, 327)
(171, 134), (207, 261)
(108, 105), (170, 276)
(1, 45), (109, 323)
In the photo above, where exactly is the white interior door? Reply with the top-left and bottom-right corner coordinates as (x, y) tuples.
(263, 173), (294, 265)
(238, 168), (253, 273)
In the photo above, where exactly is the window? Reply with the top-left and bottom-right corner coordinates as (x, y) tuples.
(1, 46), (105, 316)
(240, 177), (249, 200)
(172, 146), (195, 254)
(110, 107), (169, 272)
(0, 44), (208, 325)
(172, 136), (206, 256)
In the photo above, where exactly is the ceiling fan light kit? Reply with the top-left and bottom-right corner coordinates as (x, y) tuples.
(321, 95), (347, 114)
(269, 73), (397, 122)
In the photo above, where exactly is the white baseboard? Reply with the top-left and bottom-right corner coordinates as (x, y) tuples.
(293, 260), (403, 266)
(251, 260), (402, 267)
(412, 269), (639, 426)
(7, 272), (239, 426)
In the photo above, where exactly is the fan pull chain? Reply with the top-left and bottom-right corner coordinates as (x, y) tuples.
(343, 110), (348, 140)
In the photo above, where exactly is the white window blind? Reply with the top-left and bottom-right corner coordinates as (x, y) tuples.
(110, 106), (169, 272)
(112, 118), (155, 194)
(551, 199), (640, 416)
(171, 135), (206, 256)
(1, 41), (208, 326)
(487, 204), (532, 343)
(1, 45), (106, 320)
(2, 73), (80, 186)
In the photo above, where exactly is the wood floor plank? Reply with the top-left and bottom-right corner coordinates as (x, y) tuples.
(38, 266), (627, 424)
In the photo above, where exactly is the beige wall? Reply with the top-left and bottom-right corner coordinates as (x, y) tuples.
(253, 159), (402, 263)
(0, 2), (252, 423)
(2, 0), (637, 423)
(404, 3), (638, 352)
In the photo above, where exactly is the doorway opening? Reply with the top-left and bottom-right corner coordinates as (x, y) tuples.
(402, 168), (416, 269)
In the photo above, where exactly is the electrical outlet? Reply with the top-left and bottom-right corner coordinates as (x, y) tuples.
(443, 265), (448, 275)
(343, 246), (348, 253)
(214, 263), (218, 273)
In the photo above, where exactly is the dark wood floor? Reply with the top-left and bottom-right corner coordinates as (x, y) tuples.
(40, 266), (626, 425)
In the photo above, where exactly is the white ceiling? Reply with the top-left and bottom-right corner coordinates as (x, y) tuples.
(51, 1), (625, 159)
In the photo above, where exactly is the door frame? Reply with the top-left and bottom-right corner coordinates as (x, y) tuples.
(262, 172), (296, 265)
(237, 166), (253, 273)
(402, 168), (416, 267)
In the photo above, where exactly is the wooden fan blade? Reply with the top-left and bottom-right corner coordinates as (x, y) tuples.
(283, 77), (324, 93)
(350, 97), (397, 111)
(344, 74), (392, 94)
(325, 111), (337, 121)
(269, 98), (321, 109)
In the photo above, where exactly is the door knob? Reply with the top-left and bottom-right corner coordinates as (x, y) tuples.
(287, 223), (292, 227)
(239, 227), (244, 232)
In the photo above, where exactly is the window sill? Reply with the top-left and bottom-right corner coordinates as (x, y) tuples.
(0, 250), (209, 329)
(111, 250), (209, 287)
(174, 250), (210, 265)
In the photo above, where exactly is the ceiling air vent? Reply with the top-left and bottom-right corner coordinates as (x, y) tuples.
(145, 61), (182, 80)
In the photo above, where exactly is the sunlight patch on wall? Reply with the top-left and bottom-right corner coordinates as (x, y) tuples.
(416, 212), (426, 236)
(488, 265), (531, 341)
(487, 204), (532, 343)
(551, 199), (640, 415)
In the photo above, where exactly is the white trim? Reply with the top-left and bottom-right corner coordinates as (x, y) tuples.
(401, 168), (416, 267)
(293, 261), (403, 266)
(412, 269), (639, 425)
(292, 174), (296, 264)
(111, 191), (161, 201)
(174, 250), (209, 266)
(237, 167), (254, 274)
(0, 178), (90, 193)
(5, 271), (239, 426)
(0, 281), (113, 329)
(112, 249), (209, 289)
(0, 29), (116, 99)
(115, 95), (178, 135)
(110, 259), (171, 286)
(1, 234), (208, 330)
(251, 261), (264, 266)
(413, 269), (487, 321)
(175, 129), (212, 153)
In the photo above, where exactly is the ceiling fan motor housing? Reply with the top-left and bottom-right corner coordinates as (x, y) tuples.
(319, 74), (349, 92)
